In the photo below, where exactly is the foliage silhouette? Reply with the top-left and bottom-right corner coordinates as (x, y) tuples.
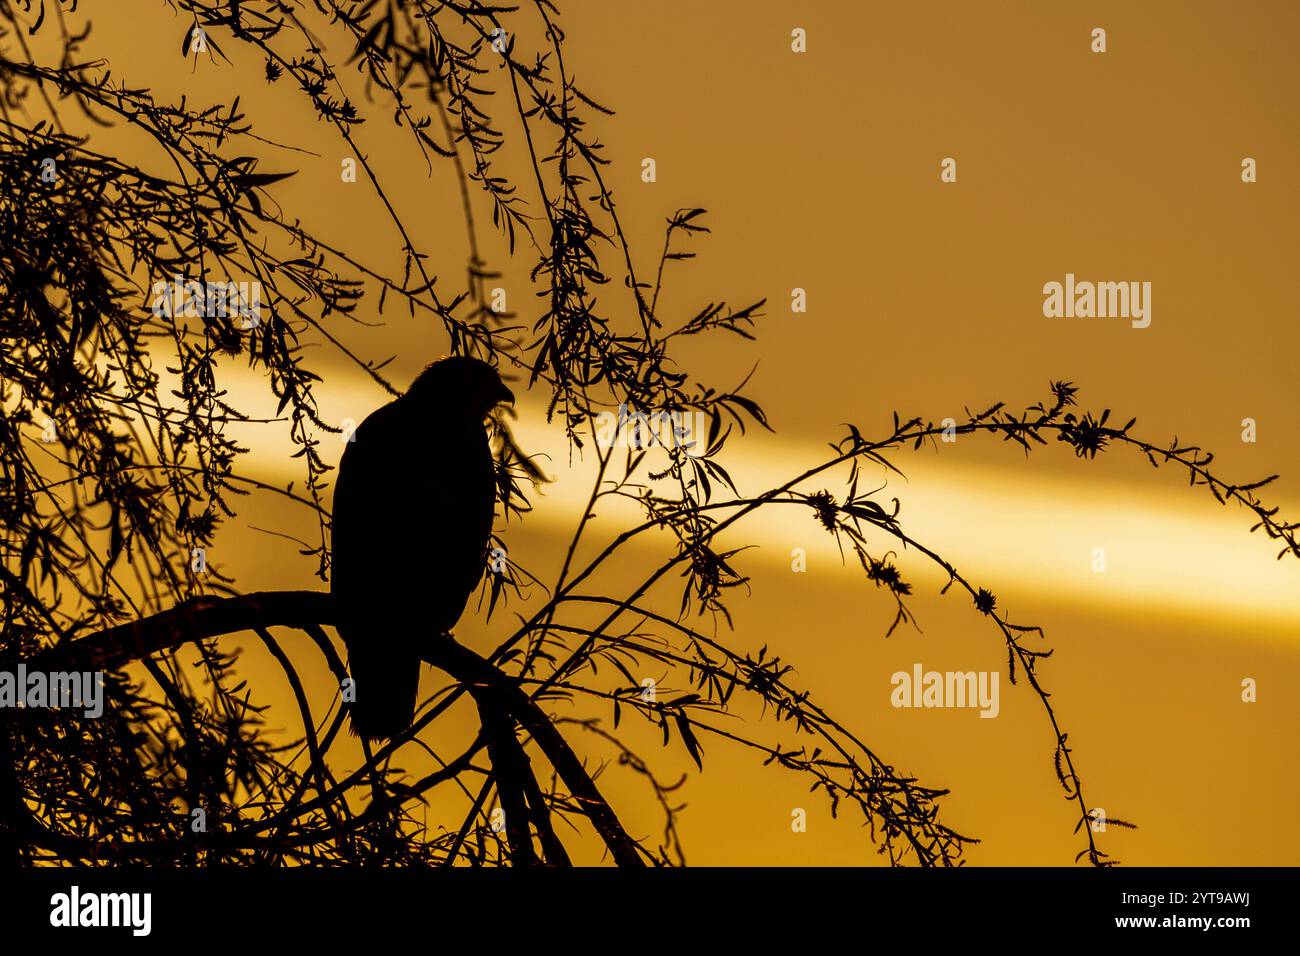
(1, 0), (1296, 867)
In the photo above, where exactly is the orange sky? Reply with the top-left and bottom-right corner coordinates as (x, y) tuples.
(39, 0), (1300, 864)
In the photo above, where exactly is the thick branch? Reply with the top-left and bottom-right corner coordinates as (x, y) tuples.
(23, 591), (331, 672)
(472, 689), (541, 867)
(20, 590), (644, 867)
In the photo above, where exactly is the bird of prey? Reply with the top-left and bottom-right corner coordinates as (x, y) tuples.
(331, 357), (514, 740)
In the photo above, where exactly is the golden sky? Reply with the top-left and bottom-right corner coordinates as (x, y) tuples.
(59, 0), (1300, 864)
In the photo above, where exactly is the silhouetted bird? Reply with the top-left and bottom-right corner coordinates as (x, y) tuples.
(331, 357), (514, 740)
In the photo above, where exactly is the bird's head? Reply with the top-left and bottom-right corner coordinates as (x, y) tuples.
(405, 356), (515, 420)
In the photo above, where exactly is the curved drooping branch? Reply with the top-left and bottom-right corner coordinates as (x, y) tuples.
(20, 591), (644, 868)
(24, 592), (330, 673)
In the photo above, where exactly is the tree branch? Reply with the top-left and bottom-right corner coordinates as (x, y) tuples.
(20, 590), (644, 867)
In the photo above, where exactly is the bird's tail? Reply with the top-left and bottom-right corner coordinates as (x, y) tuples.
(346, 642), (420, 741)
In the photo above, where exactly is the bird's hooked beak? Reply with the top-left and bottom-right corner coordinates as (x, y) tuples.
(483, 381), (514, 420)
